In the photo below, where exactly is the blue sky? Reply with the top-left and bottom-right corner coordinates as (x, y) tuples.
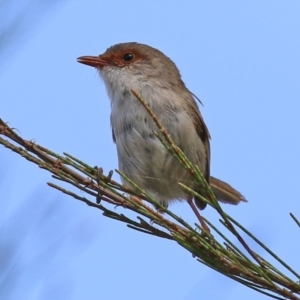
(1, 1), (300, 299)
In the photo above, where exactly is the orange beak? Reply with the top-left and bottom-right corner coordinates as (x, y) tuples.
(77, 55), (109, 68)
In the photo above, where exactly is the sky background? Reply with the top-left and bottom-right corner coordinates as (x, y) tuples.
(1, 1), (300, 299)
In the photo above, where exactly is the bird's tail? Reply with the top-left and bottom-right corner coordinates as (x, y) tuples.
(210, 176), (247, 205)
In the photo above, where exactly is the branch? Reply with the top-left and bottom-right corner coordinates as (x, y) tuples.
(1, 91), (300, 299)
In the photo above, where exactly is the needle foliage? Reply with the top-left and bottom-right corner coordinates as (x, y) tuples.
(0, 90), (299, 300)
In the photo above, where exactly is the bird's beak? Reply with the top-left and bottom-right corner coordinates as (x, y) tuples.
(77, 55), (109, 68)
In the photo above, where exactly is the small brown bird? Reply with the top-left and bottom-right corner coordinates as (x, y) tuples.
(77, 42), (245, 216)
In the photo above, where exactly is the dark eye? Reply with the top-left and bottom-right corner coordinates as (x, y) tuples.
(123, 53), (134, 61)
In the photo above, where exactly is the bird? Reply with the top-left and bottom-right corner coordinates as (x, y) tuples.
(77, 42), (246, 220)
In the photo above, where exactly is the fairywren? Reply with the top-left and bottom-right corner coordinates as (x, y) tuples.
(77, 42), (245, 211)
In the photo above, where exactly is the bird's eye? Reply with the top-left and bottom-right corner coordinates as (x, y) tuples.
(123, 53), (134, 62)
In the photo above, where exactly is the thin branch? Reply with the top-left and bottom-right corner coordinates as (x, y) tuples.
(1, 101), (300, 300)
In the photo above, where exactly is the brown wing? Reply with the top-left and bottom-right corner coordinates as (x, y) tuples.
(185, 94), (211, 182)
(112, 128), (116, 143)
(184, 92), (211, 210)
